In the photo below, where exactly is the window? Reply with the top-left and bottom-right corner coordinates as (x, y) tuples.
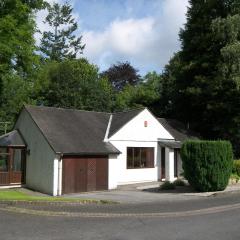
(0, 148), (9, 172)
(127, 147), (154, 169)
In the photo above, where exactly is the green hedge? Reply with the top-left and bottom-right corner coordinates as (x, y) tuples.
(181, 140), (233, 192)
(232, 160), (240, 176)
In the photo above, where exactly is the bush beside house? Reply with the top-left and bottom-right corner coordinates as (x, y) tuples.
(181, 140), (233, 192)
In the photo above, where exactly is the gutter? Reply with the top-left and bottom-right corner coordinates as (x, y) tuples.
(104, 114), (113, 142)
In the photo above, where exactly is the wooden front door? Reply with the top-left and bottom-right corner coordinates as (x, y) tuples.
(62, 156), (108, 194)
(161, 147), (165, 179)
(0, 147), (26, 185)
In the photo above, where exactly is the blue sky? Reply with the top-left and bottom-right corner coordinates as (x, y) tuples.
(36, 0), (189, 76)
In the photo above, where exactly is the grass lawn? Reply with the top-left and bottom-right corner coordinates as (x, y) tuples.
(0, 189), (114, 204)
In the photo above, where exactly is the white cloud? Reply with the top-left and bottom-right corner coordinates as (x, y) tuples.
(82, 0), (189, 74)
(34, 0), (189, 74)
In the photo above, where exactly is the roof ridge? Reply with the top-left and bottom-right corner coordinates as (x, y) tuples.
(25, 105), (112, 115)
(112, 107), (145, 114)
(25, 105), (145, 115)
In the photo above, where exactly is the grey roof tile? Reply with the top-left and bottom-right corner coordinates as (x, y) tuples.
(158, 118), (200, 142)
(24, 106), (120, 155)
(0, 130), (26, 147)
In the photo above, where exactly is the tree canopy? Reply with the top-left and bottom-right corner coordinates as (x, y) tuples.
(40, 2), (85, 61)
(35, 59), (113, 112)
(101, 61), (141, 92)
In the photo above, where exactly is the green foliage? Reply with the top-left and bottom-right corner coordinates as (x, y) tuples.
(0, 0), (42, 74)
(160, 181), (176, 190)
(232, 160), (240, 176)
(35, 59), (113, 112)
(101, 61), (140, 92)
(0, 0), (44, 127)
(158, 0), (240, 157)
(0, 73), (36, 130)
(40, 2), (85, 61)
(230, 174), (240, 184)
(114, 71), (161, 111)
(181, 140), (233, 192)
(173, 179), (185, 187)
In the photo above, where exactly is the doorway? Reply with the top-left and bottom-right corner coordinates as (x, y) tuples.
(161, 147), (165, 179)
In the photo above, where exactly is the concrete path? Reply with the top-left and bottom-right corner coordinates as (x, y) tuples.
(62, 182), (240, 204)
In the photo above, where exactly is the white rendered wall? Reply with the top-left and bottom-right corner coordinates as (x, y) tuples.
(15, 109), (57, 195)
(110, 109), (174, 142)
(108, 154), (119, 189)
(165, 148), (175, 182)
(108, 109), (174, 186)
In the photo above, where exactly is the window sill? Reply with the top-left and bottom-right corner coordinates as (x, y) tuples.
(126, 167), (155, 170)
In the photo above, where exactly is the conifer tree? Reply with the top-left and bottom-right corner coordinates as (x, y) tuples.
(40, 2), (85, 61)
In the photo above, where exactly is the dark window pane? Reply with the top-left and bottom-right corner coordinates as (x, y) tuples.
(141, 148), (147, 168)
(0, 148), (7, 154)
(134, 148), (141, 168)
(13, 149), (22, 172)
(127, 148), (134, 168)
(146, 148), (154, 168)
(0, 155), (8, 172)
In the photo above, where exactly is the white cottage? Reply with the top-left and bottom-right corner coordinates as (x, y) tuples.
(0, 106), (198, 195)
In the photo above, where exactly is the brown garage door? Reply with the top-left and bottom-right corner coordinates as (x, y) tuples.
(62, 156), (108, 194)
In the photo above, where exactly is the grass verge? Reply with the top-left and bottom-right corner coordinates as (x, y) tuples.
(0, 189), (116, 204)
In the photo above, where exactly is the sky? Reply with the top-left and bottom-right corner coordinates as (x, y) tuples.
(36, 0), (189, 76)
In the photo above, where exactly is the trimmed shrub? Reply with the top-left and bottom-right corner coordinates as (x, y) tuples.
(173, 178), (185, 186)
(232, 160), (240, 176)
(160, 181), (176, 190)
(181, 140), (233, 192)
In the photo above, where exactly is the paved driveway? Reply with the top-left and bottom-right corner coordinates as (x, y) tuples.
(63, 182), (199, 203)
(63, 182), (240, 204)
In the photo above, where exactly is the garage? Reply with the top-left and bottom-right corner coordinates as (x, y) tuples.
(62, 156), (108, 194)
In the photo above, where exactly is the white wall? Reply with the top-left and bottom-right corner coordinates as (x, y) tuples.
(15, 109), (57, 195)
(108, 109), (174, 187)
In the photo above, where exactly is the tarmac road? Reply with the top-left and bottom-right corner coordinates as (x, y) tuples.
(0, 192), (240, 240)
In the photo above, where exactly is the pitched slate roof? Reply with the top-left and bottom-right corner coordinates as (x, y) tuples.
(108, 108), (143, 137)
(158, 118), (199, 142)
(24, 106), (120, 155)
(0, 130), (26, 147)
(16, 106), (199, 155)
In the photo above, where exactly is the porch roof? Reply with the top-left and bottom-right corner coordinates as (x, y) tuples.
(158, 140), (182, 149)
(0, 130), (26, 147)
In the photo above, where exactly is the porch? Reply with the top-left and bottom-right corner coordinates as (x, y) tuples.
(0, 130), (26, 186)
(158, 139), (183, 182)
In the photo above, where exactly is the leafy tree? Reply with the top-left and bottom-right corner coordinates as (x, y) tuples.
(175, 0), (234, 127)
(101, 61), (141, 91)
(35, 59), (113, 112)
(156, 53), (182, 117)
(40, 2), (85, 61)
(0, 73), (36, 130)
(114, 71), (161, 112)
(211, 1), (240, 155)
(0, 0), (44, 128)
(160, 0), (240, 155)
(0, 0), (43, 76)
